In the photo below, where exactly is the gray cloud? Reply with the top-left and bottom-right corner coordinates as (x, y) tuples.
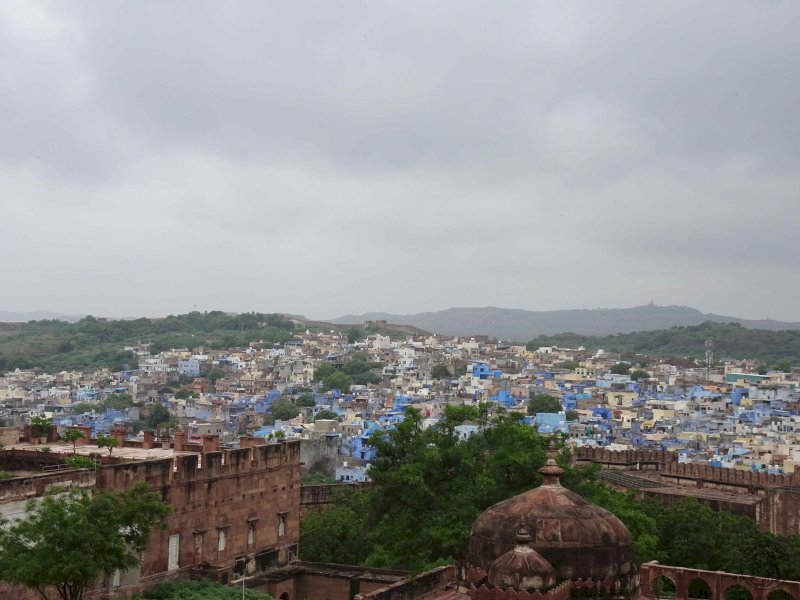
(1, 0), (798, 321)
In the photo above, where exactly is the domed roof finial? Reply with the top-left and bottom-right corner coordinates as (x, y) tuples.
(537, 439), (565, 486)
(515, 517), (533, 545)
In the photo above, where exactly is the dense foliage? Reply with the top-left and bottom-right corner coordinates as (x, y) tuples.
(314, 409), (339, 421)
(526, 321), (800, 367)
(527, 394), (561, 415)
(341, 353), (384, 386)
(0, 311), (295, 373)
(0, 482), (171, 600)
(269, 400), (301, 421)
(430, 364), (452, 379)
(300, 407), (800, 580)
(142, 579), (272, 600)
(302, 405), (550, 570)
(313, 354), (383, 393)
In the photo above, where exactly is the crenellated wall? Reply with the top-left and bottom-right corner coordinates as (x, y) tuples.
(661, 461), (800, 491)
(573, 447), (675, 470)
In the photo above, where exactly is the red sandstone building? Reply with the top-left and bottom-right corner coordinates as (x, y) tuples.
(0, 428), (301, 599)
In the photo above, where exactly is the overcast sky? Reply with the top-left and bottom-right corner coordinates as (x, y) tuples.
(1, 1), (798, 321)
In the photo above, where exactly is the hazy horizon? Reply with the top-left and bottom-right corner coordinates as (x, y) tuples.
(2, 301), (799, 325)
(2, 2), (798, 321)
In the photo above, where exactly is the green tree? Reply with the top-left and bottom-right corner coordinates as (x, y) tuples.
(610, 363), (631, 375)
(101, 393), (135, 411)
(296, 393), (316, 407)
(30, 416), (53, 438)
(322, 371), (352, 393)
(347, 328), (365, 344)
(96, 435), (119, 456)
(206, 367), (225, 383)
(342, 354), (381, 386)
(174, 388), (194, 399)
(358, 407), (549, 570)
(527, 394), (561, 415)
(269, 400), (300, 421)
(630, 369), (649, 381)
(314, 409), (338, 421)
(145, 404), (172, 429)
(300, 486), (372, 565)
(0, 482), (171, 600)
(774, 359), (792, 372)
(61, 429), (84, 454)
(430, 364), (452, 379)
(313, 363), (337, 382)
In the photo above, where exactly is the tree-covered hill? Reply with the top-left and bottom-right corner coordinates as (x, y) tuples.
(526, 321), (800, 367)
(0, 311), (296, 373)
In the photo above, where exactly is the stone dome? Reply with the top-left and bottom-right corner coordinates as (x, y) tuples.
(487, 519), (557, 592)
(468, 444), (635, 583)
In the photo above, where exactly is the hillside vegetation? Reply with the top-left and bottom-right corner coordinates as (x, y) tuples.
(526, 321), (800, 367)
(0, 312), (296, 373)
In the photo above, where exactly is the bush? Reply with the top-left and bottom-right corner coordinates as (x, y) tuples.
(30, 416), (52, 438)
(296, 393), (316, 407)
(314, 409), (339, 421)
(527, 394), (561, 415)
(143, 578), (273, 599)
(269, 400), (300, 421)
(65, 455), (96, 469)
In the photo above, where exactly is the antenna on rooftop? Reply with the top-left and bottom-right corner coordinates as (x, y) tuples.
(705, 339), (714, 380)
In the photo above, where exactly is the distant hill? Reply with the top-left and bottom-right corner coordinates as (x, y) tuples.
(331, 304), (800, 341)
(0, 310), (84, 323)
(526, 321), (800, 366)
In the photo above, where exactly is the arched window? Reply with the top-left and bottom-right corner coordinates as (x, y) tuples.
(724, 585), (753, 600)
(688, 578), (712, 599)
(279, 592), (290, 600)
(653, 575), (677, 599)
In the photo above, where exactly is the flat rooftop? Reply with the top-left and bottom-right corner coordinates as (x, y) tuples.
(6, 442), (196, 461)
